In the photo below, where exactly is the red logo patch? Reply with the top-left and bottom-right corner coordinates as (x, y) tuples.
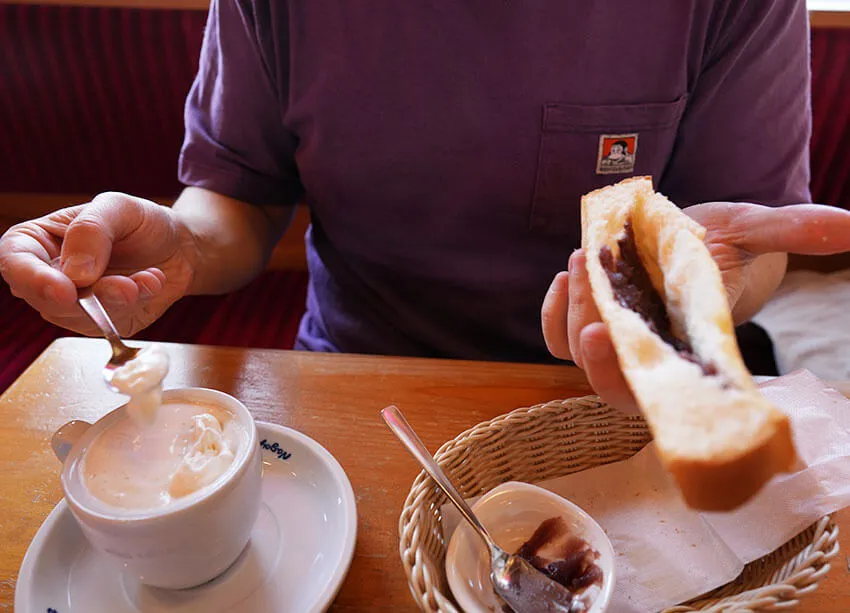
(596, 134), (638, 175)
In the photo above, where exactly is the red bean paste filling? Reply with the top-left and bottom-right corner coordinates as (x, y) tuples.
(501, 516), (603, 611)
(598, 220), (718, 377)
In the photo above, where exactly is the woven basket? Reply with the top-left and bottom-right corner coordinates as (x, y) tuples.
(398, 397), (840, 612)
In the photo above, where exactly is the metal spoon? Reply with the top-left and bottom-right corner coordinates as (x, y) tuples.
(381, 405), (582, 613)
(77, 287), (140, 390)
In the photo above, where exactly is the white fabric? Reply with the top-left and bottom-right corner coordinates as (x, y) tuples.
(753, 269), (850, 381)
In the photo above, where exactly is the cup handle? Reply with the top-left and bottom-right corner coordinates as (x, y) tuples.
(51, 420), (92, 463)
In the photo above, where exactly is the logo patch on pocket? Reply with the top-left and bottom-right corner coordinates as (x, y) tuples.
(596, 134), (638, 175)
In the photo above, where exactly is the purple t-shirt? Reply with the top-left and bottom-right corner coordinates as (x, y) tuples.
(179, 0), (812, 362)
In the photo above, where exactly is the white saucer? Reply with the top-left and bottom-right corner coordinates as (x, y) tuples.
(15, 421), (358, 613)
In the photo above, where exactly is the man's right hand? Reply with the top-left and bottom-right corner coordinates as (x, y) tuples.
(0, 192), (198, 337)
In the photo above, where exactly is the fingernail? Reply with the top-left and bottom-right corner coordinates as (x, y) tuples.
(569, 251), (585, 276)
(583, 337), (611, 362)
(61, 255), (95, 281)
(568, 251), (578, 273)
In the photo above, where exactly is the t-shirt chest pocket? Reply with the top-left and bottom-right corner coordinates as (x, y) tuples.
(529, 96), (688, 237)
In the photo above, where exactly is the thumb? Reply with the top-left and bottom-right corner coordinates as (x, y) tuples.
(60, 193), (145, 286)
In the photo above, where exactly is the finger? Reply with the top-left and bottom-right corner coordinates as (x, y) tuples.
(60, 193), (145, 286)
(0, 226), (78, 308)
(1, 252), (80, 315)
(567, 250), (601, 370)
(580, 323), (639, 414)
(91, 275), (141, 309)
(34, 204), (87, 236)
(690, 202), (850, 256)
(44, 271), (164, 337)
(40, 311), (101, 337)
(541, 271), (571, 360)
(43, 277), (145, 338)
(2, 251), (78, 304)
(87, 276), (143, 337)
(129, 267), (166, 299)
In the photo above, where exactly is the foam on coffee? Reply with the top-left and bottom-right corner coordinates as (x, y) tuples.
(81, 401), (245, 510)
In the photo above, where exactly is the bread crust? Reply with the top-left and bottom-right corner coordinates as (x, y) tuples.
(668, 417), (796, 511)
(581, 177), (797, 512)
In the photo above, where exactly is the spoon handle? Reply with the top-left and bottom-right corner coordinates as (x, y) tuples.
(381, 405), (497, 550)
(77, 288), (125, 358)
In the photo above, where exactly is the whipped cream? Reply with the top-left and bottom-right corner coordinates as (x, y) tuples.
(111, 344), (169, 424)
(82, 402), (242, 510)
(168, 412), (239, 498)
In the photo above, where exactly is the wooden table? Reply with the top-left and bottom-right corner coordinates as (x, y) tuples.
(1, 338), (847, 612)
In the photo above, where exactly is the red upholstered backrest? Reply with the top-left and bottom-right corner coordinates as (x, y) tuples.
(0, 3), (207, 199)
(811, 28), (850, 209)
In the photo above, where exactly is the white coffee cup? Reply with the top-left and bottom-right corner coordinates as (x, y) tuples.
(51, 387), (263, 590)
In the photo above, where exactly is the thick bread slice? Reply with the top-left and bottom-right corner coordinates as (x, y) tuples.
(581, 176), (797, 512)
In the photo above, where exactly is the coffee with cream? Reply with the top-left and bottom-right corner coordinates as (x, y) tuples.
(81, 401), (246, 510)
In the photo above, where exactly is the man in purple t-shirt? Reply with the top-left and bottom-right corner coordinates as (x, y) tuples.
(3, 0), (850, 411)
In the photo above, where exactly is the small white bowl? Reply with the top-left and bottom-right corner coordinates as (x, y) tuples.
(446, 481), (616, 613)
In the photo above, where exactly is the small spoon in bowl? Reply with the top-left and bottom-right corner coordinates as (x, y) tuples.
(381, 405), (583, 613)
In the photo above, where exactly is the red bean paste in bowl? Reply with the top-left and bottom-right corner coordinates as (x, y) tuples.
(500, 516), (604, 612)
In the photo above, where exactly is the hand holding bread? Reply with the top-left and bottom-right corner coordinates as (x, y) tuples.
(542, 177), (850, 510)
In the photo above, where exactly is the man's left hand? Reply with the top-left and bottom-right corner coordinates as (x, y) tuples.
(541, 202), (850, 413)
